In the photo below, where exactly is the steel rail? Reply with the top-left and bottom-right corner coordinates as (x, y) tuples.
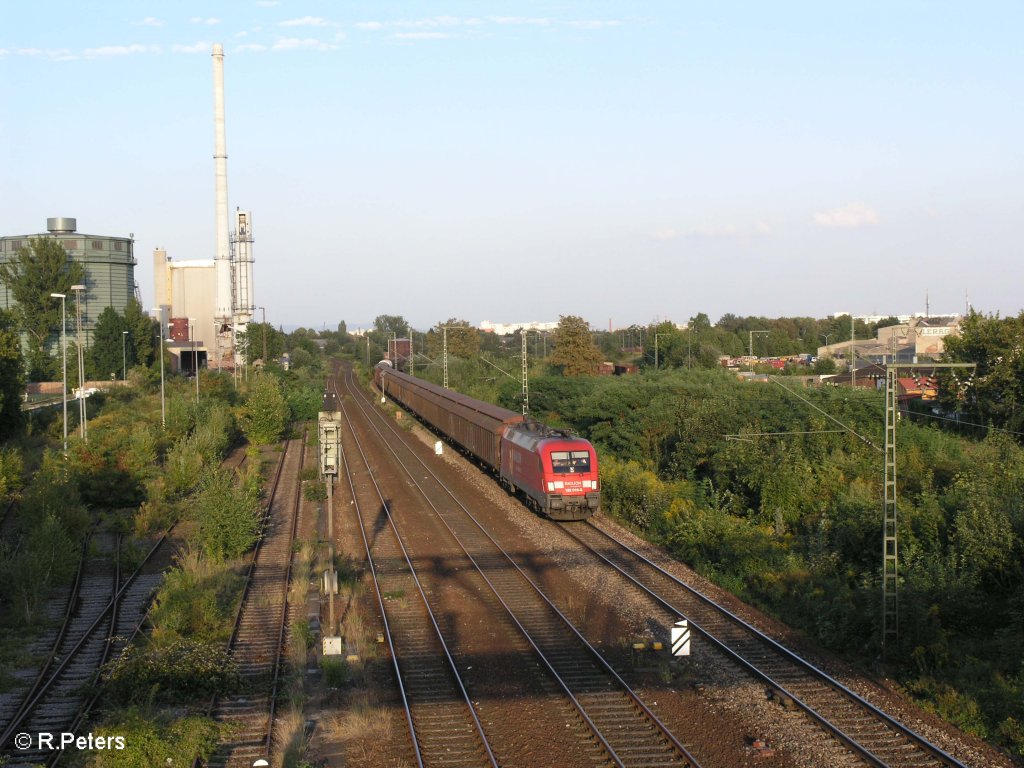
(0, 533), (92, 748)
(335, 378), (497, 768)
(53, 449), (249, 768)
(264, 429), (305, 756)
(572, 519), (968, 768)
(193, 434), (293, 768)
(4, 442), (251, 758)
(342, 369), (700, 767)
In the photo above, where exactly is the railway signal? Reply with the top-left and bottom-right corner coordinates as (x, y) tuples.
(319, 407), (343, 652)
(671, 619), (691, 657)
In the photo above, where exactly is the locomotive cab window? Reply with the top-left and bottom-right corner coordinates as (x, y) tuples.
(551, 451), (591, 473)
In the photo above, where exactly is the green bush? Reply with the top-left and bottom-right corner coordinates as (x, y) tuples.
(193, 469), (262, 560)
(241, 374), (289, 445)
(148, 549), (245, 644)
(85, 709), (220, 767)
(321, 656), (349, 687)
(103, 637), (238, 704)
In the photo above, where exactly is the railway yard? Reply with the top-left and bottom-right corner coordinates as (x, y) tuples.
(0, 365), (1015, 768)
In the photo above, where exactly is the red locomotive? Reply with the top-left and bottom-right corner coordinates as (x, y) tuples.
(374, 362), (599, 521)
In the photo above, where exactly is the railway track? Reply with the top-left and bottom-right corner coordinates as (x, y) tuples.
(345, 366), (980, 767)
(562, 519), (969, 768)
(0, 532), (162, 768)
(337, 382), (497, 768)
(0, 445), (250, 768)
(336, 369), (700, 768)
(200, 433), (303, 768)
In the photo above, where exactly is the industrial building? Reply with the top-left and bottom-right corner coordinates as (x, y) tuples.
(153, 43), (256, 373)
(0, 216), (138, 347)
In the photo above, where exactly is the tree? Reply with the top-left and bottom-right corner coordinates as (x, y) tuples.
(240, 373), (288, 444)
(373, 314), (409, 337)
(941, 311), (1024, 435)
(123, 298), (156, 368)
(237, 322), (284, 365)
(90, 306), (127, 380)
(0, 238), (84, 379)
(550, 315), (601, 376)
(0, 309), (25, 435)
(425, 318), (480, 359)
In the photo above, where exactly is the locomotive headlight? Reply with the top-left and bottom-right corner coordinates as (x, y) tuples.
(554, 481), (564, 489)
(547, 482), (555, 492)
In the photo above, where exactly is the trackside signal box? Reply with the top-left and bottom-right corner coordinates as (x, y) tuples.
(318, 411), (342, 477)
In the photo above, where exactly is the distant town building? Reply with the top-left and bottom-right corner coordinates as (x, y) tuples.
(0, 217), (138, 347)
(479, 320), (558, 335)
(817, 316), (961, 364)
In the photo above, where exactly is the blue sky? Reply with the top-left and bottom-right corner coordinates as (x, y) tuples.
(2, 2), (1021, 331)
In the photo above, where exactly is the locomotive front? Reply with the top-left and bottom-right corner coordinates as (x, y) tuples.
(501, 425), (600, 520)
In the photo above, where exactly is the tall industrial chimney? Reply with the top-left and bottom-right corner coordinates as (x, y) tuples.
(212, 43), (232, 321)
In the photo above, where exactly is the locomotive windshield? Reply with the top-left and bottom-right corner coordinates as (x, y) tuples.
(551, 450), (591, 473)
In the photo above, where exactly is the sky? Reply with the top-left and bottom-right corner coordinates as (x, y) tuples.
(2, 2), (1022, 332)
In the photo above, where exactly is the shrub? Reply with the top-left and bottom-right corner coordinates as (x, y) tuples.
(193, 469), (262, 560)
(241, 374), (289, 445)
(148, 549), (245, 643)
(86, 710), (220, 767)
(103, 637), (238, 704)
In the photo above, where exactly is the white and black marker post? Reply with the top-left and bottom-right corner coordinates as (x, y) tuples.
(671, 619), (691, 657)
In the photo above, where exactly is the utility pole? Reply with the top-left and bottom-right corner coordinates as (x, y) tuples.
(443, 326), (448, 389)
(70, 284), (87, 442)
(749, 330), (769, 372)
(851, 315), (856, 389)
(521, 331), (529, 417)
(882, 360), (974, 654)
(409, 326), (414, 377)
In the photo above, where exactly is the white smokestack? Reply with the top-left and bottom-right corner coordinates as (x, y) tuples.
(212, 43), (232, 320)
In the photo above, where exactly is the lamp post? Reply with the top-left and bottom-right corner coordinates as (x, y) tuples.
(151, 309), (168, 429)
(50, 293), (67, 454)
(122, 330), (129, 381)
(70, 284), (87, 441)
(258, 306), (267, 367)
(190, 319), (199, 402)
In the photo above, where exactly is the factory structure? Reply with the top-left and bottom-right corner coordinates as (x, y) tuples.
(0, 217), (138, 348)
(153, 43), (255, 372)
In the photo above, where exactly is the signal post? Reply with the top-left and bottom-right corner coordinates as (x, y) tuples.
(318, 401), (342, 654)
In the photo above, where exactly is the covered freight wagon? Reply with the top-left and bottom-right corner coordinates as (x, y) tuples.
(376, 364), (523, 470)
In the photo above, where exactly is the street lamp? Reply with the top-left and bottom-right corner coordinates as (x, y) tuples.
(257, 306), (267, 367)
(151, 309), (168, 429)
(50, 293), (68, 454)
(190, 319), (199, 402)
(122, 330), (129, 381)
(70, 284), (87, 442)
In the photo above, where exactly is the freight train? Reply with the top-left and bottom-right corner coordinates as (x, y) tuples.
(373, 361), (599, 521)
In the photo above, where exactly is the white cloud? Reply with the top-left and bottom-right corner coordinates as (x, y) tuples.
(280, 16), (330, 27)
(134, 16), (165, 27)
(171, 42), (211, 54)
(190, 17), (221, 25)
(392, 31), (452, 40)
(488, 16), (552, 26)
(814, 202), (879, 229)
(272, 37), (338, 51)
(236, 43), (268, 53)
(651, 228), (678, 242)
(567, 20), (622, 29)
(83, 43), (160, 57)
(356, 21), (383, 30)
